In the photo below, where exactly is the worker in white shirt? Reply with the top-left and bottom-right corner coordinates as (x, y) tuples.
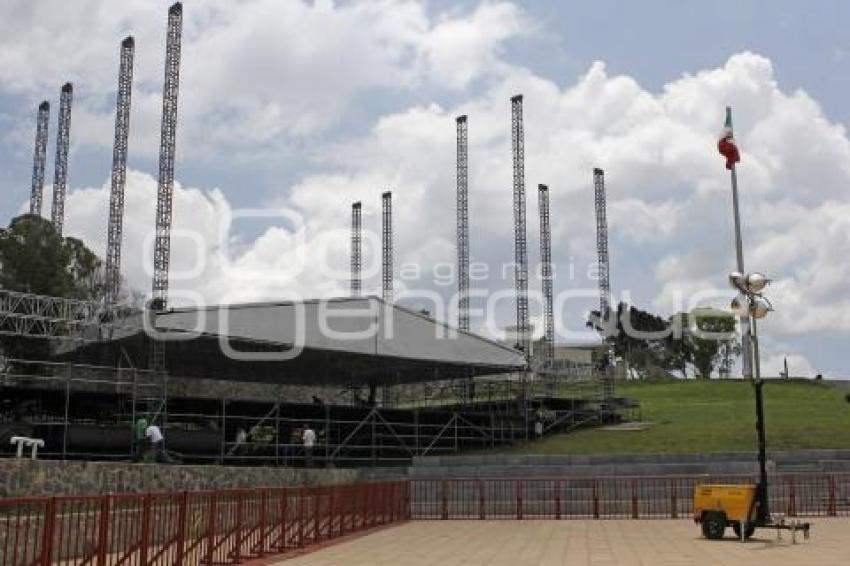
(145, 422), (171, 463)
(302, 424), (316, 467)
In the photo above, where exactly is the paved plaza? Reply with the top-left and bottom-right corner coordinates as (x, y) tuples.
(277, 518), (849, 566)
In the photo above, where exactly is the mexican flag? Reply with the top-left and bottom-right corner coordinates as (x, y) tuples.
(717, 107), (740, 170)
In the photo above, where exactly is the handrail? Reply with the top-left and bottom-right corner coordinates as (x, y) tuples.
(0, 480), (410, 566)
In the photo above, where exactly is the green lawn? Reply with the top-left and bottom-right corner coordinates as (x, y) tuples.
(519, 379), (850, 455)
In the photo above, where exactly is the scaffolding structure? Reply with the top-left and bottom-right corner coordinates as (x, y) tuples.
(0, 286), (619, 467)
(510, 95), (530, 355)
(381, 191), (393, 304)
(593, 168), (615, 401)
(537, 184), (554, 368)
(145, 2), (183, 431)
(51, 83), (73, 235)
(151, 2), (183, 315)
(351, 202), (362, 296)
(105, 36), (135, 307)
(593, 168), (611, 320)
(0, 289), (127, 340)
(1, 360), (607, 466)
(29, 101), (50, 217)
(456, 115), (470, 332)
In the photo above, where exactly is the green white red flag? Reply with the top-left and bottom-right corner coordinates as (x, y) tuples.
(718, 107), (740, 170)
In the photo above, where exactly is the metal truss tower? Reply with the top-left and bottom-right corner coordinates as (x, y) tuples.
(537, 184), (554, 368)
(51, 83), (73, 235)
(152, 2), (183, 313)
(594, 168), (615, 401)
(510, 95), (530, 355)
(456, 115), (470, 332)
(593, 168), (611, 319)
(147, 2), (182, 428)
(351, 202), (362, 296)
(382, 191), (393, 304)
(105, 36), (135, 307)
(30, 102), (50, 216)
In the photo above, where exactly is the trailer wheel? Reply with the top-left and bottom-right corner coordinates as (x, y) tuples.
(701, 512), (727, 540)
(732, 522), (756, 540)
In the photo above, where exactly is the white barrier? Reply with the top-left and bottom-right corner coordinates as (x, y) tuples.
(10, 436), (45, 459)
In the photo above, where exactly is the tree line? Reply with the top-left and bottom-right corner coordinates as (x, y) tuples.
(588, 302), (739, 379)
(0, 214), (140, 364)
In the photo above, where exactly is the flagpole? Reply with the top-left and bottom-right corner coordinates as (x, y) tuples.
(727, 106), (753, 379)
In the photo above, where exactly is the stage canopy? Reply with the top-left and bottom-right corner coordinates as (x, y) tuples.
(68, 297), (526, 386)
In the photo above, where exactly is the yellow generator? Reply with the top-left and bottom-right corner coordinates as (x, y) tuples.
(693, 484), (758, 540)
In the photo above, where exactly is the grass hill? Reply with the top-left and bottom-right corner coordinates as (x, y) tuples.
(522, 379), (850, 454)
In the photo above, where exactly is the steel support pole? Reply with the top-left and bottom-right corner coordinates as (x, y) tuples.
(324, 404), (330, 467)
(751, 315), (770, 522)
(727, 115), (752, 379)
(62, 364), (71, 459)
(275, 403), (281, 467)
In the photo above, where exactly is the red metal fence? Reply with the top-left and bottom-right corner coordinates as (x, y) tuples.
(4, 474), (850, 565)
(410, 474), (850, 520)
(0, 481), (408, 566)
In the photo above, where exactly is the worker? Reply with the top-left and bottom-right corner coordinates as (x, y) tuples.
(534, 409), (543, 439)
(145, 421), (171, 464)
(302, 423), (316, 467)
(234, 427), (248, 464)
(133, 416), (148, 462)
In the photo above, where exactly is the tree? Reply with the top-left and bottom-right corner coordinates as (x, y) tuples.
(674, 308), (739, 380)
(0, 214), (109, 364)
(588, 302), (687, 379)
(587, 303), (740, 380)
(0, 214), (105, 300)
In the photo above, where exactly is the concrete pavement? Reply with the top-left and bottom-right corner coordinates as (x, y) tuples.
(275, 518), (848, 565)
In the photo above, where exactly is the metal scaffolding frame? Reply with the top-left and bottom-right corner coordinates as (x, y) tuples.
(147, 3), (183, 432)
(0, 289), (131, 340)
(151, 2), (183, 314)
(510, 95), (530, 355)
(51, 83), (73, 235)
(1, 359), (607, 467)
(593, 168), (611, 319)
(351, 202), (362, 296)
(381, 191), (393, 304)
(593, 168), (615, 401)
(456, 115), (470, 332)
(0, 287), (616, 467)
(537, 184), (554, 368)
(29, 101), (50, 217)
(105, 36), (136, 307)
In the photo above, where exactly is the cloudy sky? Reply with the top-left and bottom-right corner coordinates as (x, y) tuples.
(1, 0), (849, 377)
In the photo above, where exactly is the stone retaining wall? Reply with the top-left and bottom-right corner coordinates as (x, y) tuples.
(409, 449), (850, 478)
(0, 459), (367, 497)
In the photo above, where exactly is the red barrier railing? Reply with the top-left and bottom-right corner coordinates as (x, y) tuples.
(3, 473), (849, 564)
(0, 481), (409, 566)
(410, 474), (850, 520)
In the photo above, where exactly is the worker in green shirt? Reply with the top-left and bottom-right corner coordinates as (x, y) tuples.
(134, 416), (148, 462)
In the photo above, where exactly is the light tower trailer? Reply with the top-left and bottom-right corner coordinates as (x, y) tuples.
(693, 378), (811, 542)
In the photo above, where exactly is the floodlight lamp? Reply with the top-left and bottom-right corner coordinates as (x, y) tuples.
(751, 296), (772, 319)
(728, 272), (745, 291)
(745, 272), (770, 293)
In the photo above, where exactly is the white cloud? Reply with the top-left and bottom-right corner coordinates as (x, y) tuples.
(419, 2), (528, 89)
(760, 352), (819, 379)
(0, 0), (532, 160)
